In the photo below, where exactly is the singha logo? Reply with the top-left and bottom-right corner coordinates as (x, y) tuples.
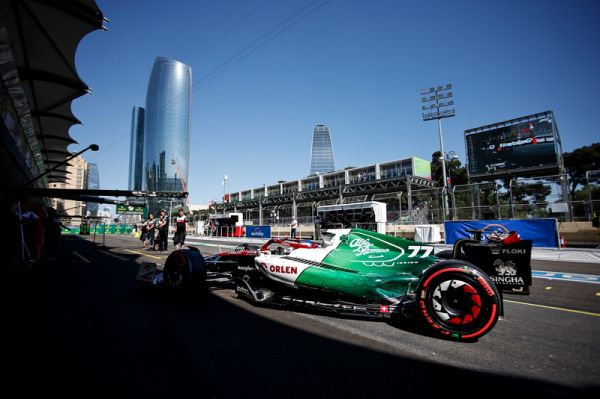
(493, 259), (517, 276)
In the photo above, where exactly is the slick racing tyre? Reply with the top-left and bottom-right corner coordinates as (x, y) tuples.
(417, 261), (500, 341)
(163, 248), (207, 292)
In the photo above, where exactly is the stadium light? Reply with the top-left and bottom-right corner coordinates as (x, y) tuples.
(420, 84), (455, 218)
(26, 143), (100, 186)
(222, 174), (228, 210)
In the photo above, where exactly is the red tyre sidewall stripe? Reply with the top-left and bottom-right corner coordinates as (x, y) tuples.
(422, 267), (466, 289)
(462, 304), (497, 339)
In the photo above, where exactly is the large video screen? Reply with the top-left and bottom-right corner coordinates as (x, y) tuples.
(465, 113), (559, 178)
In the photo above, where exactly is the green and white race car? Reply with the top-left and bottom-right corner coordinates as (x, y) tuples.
(161, 228), (532, 341)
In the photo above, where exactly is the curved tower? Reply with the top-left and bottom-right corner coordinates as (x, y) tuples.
(309, 124), (335, 175)
(143, 57), (192, 201)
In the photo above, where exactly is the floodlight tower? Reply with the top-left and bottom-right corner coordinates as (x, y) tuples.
(222, 174), (228, 204)
(420, 84), (455, 218)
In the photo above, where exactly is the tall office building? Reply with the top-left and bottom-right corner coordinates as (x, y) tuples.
(143, 57), (192, 212)
(309, 124), (335, 175)
(86, 162), (99, 216)
(128, 106), (145, 190)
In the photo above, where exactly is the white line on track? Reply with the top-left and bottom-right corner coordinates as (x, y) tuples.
(72, 251), (91, 263)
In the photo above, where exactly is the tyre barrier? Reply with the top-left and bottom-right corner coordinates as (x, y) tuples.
(162, 248), (207, 291)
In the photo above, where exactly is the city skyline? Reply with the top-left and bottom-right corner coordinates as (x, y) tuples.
(71, 1), (600, 204)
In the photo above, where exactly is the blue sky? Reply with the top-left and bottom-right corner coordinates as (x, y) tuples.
(71, 0), (600, 204)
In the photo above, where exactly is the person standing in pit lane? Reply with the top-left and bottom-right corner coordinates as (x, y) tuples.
(145, 213), (155, 250)
(173, 208), (187, 249)
(156, 209), (169, 252)
(290, 217), (298, 238)
(139, 217), (148, 248)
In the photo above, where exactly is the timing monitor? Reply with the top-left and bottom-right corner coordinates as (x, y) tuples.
(465, 111), (563, 181)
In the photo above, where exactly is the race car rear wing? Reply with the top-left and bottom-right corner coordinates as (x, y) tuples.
(461, 240), (533, 295)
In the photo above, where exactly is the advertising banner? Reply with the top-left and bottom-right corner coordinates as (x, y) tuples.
(412, 157), (432, 179)
(444, 219), (559, 248)
(116, 204), (147, 217)
(245, 225), (271, 238)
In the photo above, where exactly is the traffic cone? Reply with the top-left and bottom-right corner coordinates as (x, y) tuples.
(560, 235), (567, 248)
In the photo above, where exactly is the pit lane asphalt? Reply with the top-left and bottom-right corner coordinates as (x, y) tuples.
(5, 234), (598, 398)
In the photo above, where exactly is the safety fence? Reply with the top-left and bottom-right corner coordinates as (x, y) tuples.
(234, 174), (599, 225)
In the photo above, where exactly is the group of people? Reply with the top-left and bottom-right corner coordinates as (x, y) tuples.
(137, 208), (187, 252)
(3, 196), (71, 267)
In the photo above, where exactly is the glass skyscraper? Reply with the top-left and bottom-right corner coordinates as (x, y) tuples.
(86, 162), (99, 216)
(309, 124), (335, 175)
(128, 106), (145, 190)
(143, 56), (192, 210)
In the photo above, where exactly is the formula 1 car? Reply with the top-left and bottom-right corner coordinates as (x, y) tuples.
(201, 238), (320, 273)
(155, 228), (532, 341)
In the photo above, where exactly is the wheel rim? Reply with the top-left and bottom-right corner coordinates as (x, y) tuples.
(166, 267), (184, 288)
(431, 279), (482, 326)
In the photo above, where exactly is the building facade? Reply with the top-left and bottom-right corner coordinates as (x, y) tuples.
(128, 106), (145, 191)
(309, 124), (335, 175)
(51, 155), (88, 224)
(143, 57), (192, 213)
(222, 156), (433, 226)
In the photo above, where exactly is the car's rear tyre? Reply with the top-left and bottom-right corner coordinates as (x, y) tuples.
(435, 249), (454, 259)
(435, 249), (466, 260)
(163, 248), (207, 292)
(417, 261), (500, 341)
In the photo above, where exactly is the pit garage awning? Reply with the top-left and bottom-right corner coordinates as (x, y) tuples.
(0, 0), (106, 184)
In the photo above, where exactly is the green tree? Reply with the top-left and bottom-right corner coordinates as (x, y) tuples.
(431, 151), (468, 187)
(564, 143), (600, 196)
(510, 181), (552, 205)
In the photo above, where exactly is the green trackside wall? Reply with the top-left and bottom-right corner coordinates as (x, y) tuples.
(64, 224), (133, 235)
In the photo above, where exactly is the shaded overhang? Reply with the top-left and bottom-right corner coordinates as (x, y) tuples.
(0, 0), (106, 185)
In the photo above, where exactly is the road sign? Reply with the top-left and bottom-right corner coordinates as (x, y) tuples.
(116, 204), (147, 217)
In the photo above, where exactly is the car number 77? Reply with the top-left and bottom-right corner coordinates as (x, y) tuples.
(407, 245), (434, 258)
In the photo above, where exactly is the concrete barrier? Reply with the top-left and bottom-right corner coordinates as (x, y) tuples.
(558, 221), (600, 247)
